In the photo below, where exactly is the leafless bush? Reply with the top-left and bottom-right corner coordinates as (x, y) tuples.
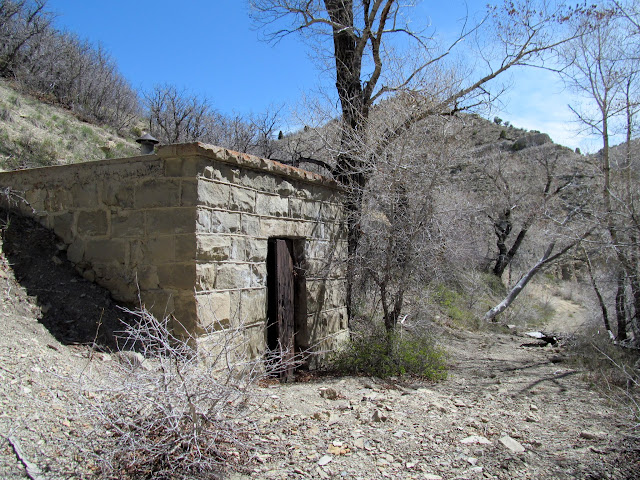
(144, 85), (217, 144)
(567, 328), (640, 435)
(81, 307), (269, 480)
(0, 0), (51, 78)
(585, 341), (640, 436)
(0, 1), (140, 131)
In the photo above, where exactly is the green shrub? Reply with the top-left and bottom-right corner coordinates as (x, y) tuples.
(130, 125), (143, 138)
(80, 125), (94, 137)
(330, 325), (448, 379)
(8, 95), (20, 107)
(433, 284), (479, 328)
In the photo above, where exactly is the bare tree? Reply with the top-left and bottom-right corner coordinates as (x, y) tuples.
(145, 85), (215, 144)
(249, 104), (283, 158)
(0, 1), (140, 132)
(478, 143), (585, 280)
(559, 3), (640, 342)
(484, 234), (588, 321)
(0, 0), (51, 78)
(251, 0), (591, 322)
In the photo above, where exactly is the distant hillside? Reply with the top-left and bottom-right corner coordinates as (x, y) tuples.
(273, 104), (578, 178)
(0, 80), (140, 171)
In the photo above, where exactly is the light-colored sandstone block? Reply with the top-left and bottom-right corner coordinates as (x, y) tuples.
(52, 213), (74, 243)
(256, 193), (289, 217)
(175, 234), (196, 261)
(321, 203), (344, 222)
(140, 290), (175, 319)
(276, 180), (296, 197)
(67, 238), (84, 263)
(289, 198), (303, 218)
(240, 213), (260, 236)
(196, 263), (216, 291)
(71, 183), (99, 208)
(230, 186), (255, 212)
(251, 264), (267, 287)
(197, 292), (231, 329)
(84, 238), (126, 264)
(102, 182), (134, 208)
(240, 289), (266, 324)
(202, 163), (239, 184)
(260, 217), (310, 237)
(240, 170), (276, 192)
(77, 210), (108, 237)
(243, 322), (266, 358)
(209, 210), (240, 233)
(25, 188), (45, 211)
(145, 236), (174, 264)
(146, 208), (195, 235)
(198, 180), (230, 208)
(172, 294), (198, 336)
(245, 238), (268, 262)
(134, 265), (159, 290)
(111, 211), (145, 237)
(163, 157), (183, 177)
(180, 179), (198, 207)
(197, 209), (240, 233)
(216, 263), (253, 290)
(196, 234), (231, 261)
(45, 188), (72, 212)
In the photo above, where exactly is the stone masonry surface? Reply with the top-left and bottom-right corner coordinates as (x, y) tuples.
(0, 143), (348, 358)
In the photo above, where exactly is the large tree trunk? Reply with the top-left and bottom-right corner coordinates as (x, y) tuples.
(583, 249), (611, 333)
(325, 0), (370, 322)
(629, 270), (640, 344)
(615, 270), (628, 341)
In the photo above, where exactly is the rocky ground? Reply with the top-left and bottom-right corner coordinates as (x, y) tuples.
(0, 214), (639, 479)
(243, 330), (639, 480)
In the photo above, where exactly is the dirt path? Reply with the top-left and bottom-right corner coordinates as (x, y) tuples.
(241, 324), (638, 480)
(529, 283), (590, 334)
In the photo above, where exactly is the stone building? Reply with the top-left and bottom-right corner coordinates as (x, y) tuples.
(0, 143), (348, 370)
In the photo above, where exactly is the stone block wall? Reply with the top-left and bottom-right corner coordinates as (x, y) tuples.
(0, 143), (348, 358)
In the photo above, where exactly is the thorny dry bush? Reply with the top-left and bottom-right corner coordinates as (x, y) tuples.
(79, 307), (277, 480)
(568, 326), (640, 438)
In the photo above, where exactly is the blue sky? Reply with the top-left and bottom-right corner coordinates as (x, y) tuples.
(46, 0), (605, 152)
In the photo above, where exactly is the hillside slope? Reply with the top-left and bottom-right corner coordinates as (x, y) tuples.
(0, 81), (140, 171)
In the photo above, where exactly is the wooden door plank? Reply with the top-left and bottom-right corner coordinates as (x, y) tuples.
(275, 239), (295, 381)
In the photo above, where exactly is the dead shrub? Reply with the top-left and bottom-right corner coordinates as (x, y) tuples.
(80, 307), (269, 479)
(568, 328), (640, 435)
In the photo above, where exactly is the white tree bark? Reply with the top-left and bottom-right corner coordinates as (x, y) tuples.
(484, 238), (585, 322)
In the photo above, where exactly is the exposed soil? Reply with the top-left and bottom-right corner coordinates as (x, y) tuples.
(0, 211), (638, 479)
(0, 211), (136, 349)
(240, 328), (639, 480)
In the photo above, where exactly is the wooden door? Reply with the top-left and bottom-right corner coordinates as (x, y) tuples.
(267, 239), (295, 382)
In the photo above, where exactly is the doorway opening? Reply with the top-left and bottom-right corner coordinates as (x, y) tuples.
(266, 238), (307, 382)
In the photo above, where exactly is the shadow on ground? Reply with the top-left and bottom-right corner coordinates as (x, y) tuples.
(0, 210), (135, 350)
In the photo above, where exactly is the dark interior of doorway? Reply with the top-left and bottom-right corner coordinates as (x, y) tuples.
(266, 237), (307, 382)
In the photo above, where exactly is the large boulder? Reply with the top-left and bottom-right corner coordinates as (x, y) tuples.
(512, 132), (552, 151)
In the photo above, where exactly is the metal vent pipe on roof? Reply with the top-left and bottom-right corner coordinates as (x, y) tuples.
(136, 133), (159, 154)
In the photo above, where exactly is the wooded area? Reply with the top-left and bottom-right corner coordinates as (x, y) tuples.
(2, 0), (640, 345)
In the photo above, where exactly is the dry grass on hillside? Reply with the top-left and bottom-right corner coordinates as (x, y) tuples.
(0, 81), (140, 171)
